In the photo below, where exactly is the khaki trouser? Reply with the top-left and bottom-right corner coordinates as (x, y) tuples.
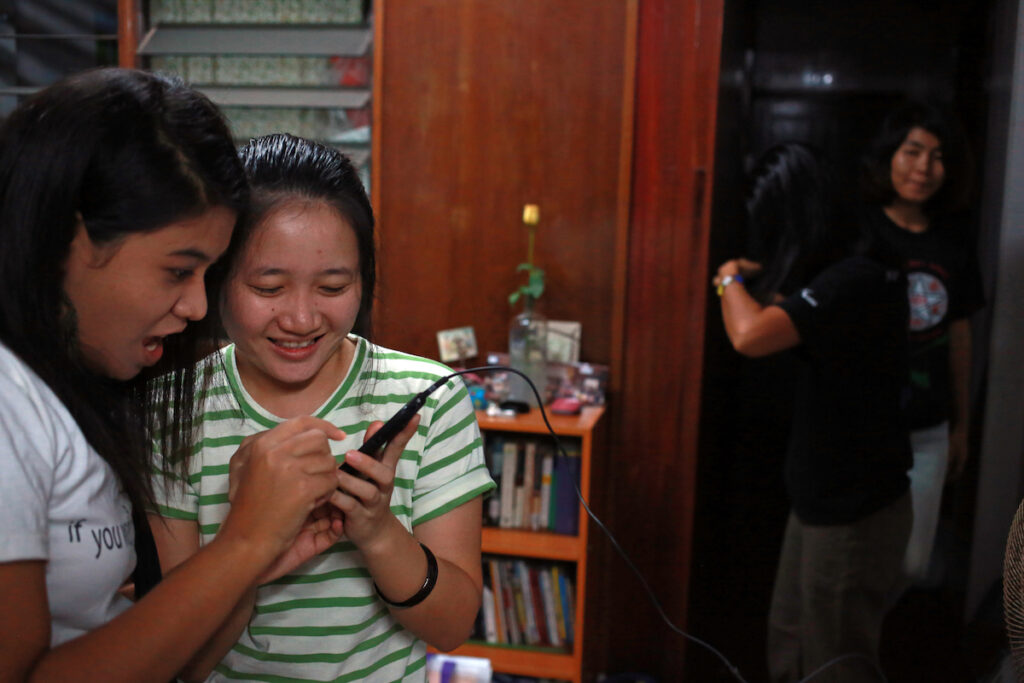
(767, 493), (912, 683)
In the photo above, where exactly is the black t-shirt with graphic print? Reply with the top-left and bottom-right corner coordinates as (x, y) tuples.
(776, 256), (912, 525)
(867, 207), (985, 429)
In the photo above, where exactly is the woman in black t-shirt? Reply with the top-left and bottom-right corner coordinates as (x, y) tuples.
(861, 101), (984, 585)
(714, 144), (912, 682)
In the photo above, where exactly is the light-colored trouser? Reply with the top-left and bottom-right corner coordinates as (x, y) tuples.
(903, 422), (950, 581)
(767, 493), (912, 683)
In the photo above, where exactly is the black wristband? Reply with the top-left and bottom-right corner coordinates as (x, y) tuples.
(374, 542), (438, 608)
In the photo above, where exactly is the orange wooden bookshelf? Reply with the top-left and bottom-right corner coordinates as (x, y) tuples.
(433, 406), (604, 683)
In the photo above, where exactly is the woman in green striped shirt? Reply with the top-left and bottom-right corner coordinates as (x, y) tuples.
(151, 133), (495, 682)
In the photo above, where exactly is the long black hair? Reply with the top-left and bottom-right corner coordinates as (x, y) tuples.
(231, 133), (376, 337)
(860, 100), (972, 216)
(0, 68), (248, 513)
(746, 143), (866, 299)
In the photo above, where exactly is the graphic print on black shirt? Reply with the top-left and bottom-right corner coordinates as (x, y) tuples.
(867, 208), (985, 429)
(907, 259), (950, 336)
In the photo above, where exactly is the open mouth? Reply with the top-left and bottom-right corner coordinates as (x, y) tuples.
(141, 336), (165, 364)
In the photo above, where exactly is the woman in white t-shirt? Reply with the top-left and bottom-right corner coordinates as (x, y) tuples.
(0, 68), (353, 681)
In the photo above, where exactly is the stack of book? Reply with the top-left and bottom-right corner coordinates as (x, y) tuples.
(474, 557), (576, 650)
(482, 434), (581, 535)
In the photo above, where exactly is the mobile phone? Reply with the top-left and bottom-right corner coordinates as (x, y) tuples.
(338, 389), (429, 476)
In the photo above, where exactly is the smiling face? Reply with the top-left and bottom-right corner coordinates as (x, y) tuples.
(890, 126), (946, 206)
(221, 198), (362, 413)
(62, 205), (236, 381)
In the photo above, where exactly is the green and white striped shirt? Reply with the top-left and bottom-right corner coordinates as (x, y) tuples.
(153, 336), (495, 682)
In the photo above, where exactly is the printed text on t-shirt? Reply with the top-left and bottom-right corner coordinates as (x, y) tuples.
(66, 519), (135, 558)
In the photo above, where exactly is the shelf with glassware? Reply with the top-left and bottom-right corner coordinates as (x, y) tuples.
(435, 406), (603, 683)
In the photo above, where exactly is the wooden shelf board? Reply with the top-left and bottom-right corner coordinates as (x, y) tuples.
(482, 527), (582, 561)
(476, 405), (604, 437)
(436, 642), (579, 682)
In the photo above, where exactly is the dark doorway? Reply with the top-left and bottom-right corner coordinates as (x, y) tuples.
(690, 1), (1004, 680)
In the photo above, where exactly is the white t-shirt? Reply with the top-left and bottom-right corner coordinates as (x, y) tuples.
(0, 342), (134, 646)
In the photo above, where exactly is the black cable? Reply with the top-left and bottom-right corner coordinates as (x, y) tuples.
(427, 365), (746, 681)
(416, 365), (886, 683)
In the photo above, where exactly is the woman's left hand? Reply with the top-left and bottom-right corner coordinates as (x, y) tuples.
(331, 415), (421, 548)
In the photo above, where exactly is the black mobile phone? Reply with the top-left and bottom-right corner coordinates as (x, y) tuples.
(338, 390), (430, 476)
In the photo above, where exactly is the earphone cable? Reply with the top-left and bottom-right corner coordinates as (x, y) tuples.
(435, 365), (885, 683)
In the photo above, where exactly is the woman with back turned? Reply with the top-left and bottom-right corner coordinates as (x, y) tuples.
(713, 144), (912, 682)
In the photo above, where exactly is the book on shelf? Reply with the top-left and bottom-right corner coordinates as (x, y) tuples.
(527, 563), (550, 646)
(538, 566), (561, 648)
(500, 560), (522, 645)
(513, 560), (540, 645)
(480, 584), (498, 643)
(538, 450), (554, 530)
(535, 442), (553, 531)
(552, 450), (581, 535)
(510, 564), (532, 645)
(558, 566), (575, 644)
(483, 433), (581, 536)
(477, 557), (575, 649)
(552, 565), (575, 648)
(487, 559), (507, 644)
(499, 439), (518, 528)
(512, 463), (527, 529)
(522, 441), (536, 530)
(550, 565), (567, 644)
(484, 437), (504, 526)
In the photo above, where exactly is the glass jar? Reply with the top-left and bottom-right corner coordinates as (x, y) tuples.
(506, 298), (548, 408)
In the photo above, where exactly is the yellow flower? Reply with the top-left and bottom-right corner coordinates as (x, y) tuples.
(522, 204), (540, 226)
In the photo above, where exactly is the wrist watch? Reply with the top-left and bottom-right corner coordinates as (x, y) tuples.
(716, 273), (744, 297)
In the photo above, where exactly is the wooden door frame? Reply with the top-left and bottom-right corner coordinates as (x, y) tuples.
(590, 0), (725, 679)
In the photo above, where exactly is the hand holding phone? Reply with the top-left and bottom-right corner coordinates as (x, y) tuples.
(339, 390), (430, 476)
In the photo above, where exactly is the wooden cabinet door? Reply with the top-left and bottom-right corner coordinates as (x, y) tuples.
(375, 1), (726, 680)
(372, 0), (636, 368)
(597, 0), (726, 680)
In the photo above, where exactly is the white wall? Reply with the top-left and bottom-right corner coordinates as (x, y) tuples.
(968, 0), (1024, 621)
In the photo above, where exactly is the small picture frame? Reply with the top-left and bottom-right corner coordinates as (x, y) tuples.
(437, 326), (478, 363)
(546, 320), (582, 364)
(547, 360), (608, 406)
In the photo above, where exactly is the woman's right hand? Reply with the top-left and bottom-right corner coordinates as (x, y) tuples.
(217, 417), (346, 568)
